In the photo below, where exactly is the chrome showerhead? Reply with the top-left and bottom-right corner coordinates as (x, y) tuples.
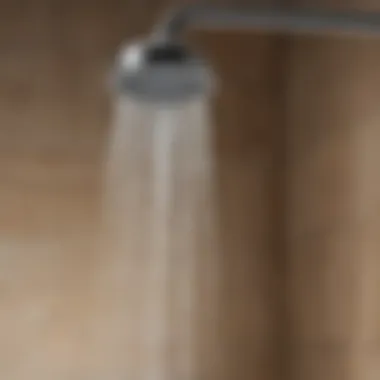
(113, 38), (213, 103)
(112, 5), (380, 103)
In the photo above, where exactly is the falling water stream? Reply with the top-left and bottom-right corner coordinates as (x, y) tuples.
(102, 95), (219, 380)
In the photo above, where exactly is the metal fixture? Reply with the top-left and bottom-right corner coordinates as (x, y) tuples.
(113, 38), (213, 103)
(113, 5), (380, 102)
(155, 5), (380, 40)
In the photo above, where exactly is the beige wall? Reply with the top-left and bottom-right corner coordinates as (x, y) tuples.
(0, 1), (379, 380)
(287, 1), (380, 379)
(0, 1), (284, 379)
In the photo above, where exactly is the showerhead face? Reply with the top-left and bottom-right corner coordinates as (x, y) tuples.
(113, 39), (213, 103)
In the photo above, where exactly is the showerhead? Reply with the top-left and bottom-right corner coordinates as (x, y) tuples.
(113, 38), (213, 104)
(113, 5), (380, 103)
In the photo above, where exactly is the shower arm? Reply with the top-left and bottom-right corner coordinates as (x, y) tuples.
(114, 6), (380, 99)
(153, 5), (380, 41)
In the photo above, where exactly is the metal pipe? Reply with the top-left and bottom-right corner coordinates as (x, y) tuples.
(154, 5), (380, 40)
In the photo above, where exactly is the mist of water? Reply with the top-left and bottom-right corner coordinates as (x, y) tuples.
(99, 95), (219, 380)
